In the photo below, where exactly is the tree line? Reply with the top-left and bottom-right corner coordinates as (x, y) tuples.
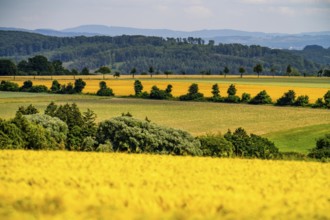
(1, 31), (329, 75)
(1, 79), (329, 109)
(1, 102), (328, 160)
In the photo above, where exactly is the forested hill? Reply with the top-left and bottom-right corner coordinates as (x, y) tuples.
(0, 30), (327, 74)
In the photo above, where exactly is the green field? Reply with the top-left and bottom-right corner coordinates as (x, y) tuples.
(0, 91), (329, 153)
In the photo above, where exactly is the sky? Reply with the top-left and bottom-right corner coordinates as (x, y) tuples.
(0, 0), (329, 34)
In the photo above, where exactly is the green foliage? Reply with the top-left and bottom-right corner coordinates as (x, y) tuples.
(96, 66), (111, 74)
(198, 133), (233, 157)
(149, 85), (173, 100)
(227, 84), (237, 96)
(29, 85), (48, 93)
(24, 114), (68, 150)
(294, 95), (309, 107)
(134, 80), (143, 96)
(20, 80), (33, 92)
(0, 118), (24, 149)
(0, 80), (19, 91)
(224, 128), (279, 159)
(17, 104), (39, 115)
(308, 134), (330, 159)
(253, 64), (263, 77)
(211, 84), (222, 102)
(276, 90), (296, 106)
(96, 81), (114, 96)
(74, 78), (86, 93)
(241, 93), (251, 103)
(249, 90), (272, 105)
(324, 90), (330, 107)
(81, 67), (90, 75)
(50, 80), (61, 93)
(96, 116), (202, 156)
(179, 83), (204, 101)
(0, 59), (17, 75)
(313, 98), (325, 108)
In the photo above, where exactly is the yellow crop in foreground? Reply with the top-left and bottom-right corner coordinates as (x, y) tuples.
(0, 150), (329, 220)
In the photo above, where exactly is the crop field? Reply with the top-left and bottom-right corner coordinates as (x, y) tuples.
(1, 75), (329, 102)
(0, 150), (329, 219)
(0, 92), (329, 153)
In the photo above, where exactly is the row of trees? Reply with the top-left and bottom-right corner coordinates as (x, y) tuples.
(1, 56), (329, 77)
(1, 103), (328, 159)
(1, 78), (329, 109)
(0, 79), (86, 94)
(132, 80), (330, 109)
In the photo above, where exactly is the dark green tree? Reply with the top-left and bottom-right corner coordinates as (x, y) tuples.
(276, 90), (296, 106)
(0, 59), (17, 76)
(134, 80), (143, 96)
(223, 66), (229, 78)
(50, 80), (61, 93)
(74, 78), (86, 93)
(249, 90), (272, 104)
(81, 67), (90, 75)
(239, 67), (245, 78)
(227, 84), (237, 96)
(253, 64), (263, 78)
(286, 65), (292, 76)
(148, 66), (154, 78)
(96, 81), (114, 96)
(130, 67), (137, 78)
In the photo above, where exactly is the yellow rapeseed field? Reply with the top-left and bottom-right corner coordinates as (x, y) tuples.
(0, 150), (329, 219)
(3, 75), (328, 102)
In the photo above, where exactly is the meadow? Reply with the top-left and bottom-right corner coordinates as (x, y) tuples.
(0, 150), (329, 219)
(1, 75), (329, 102)
(0, 92), (329, 153)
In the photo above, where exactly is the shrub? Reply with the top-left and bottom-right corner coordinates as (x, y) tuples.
(50, 80), (61, 93)
(241, 93), (251, 103)
(308, 134), (330, 159)
(24, 114), (68, 150)
(198, 133), (233, 157)
(96, 116), (202, 156)
(227, 84), (237, 96)
(74, 78), (86, 93)
(179, 83), (204, 101)
(96, 81), (114, 96)
(29, 85), (48, 93)
(294, 95), (309, 107)
(0, 119), (25, 149)
(0, 80), (19, 91)
(312, 98), (325, 108)
(276, 90), (296, 106)
(149, 85), (172, 99)
(249, 90), (272, 104)
(17, 104), (39, 115)
(224, 95), (241, 103)
(324, 90), (330, 108)
(134, 80), (143, 96)
(20, 80), (33, 92)
(224, 127), (279, 159)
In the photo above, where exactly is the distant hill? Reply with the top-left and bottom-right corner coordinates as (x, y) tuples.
(1, 25), (330, 49)
(0, 30), (327, 74)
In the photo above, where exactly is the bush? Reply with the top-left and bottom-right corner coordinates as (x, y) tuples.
(312, 98), (325, 108)
(227, 84), (237, 96)
(74, 78), (86, 93)
(198, 133), (233, 157)
(134, 80), (143, 96)
(29, 85), (48, 93)
(17, 104), (39, 115)
(24, 114), (68, 150)
(96, 116), (202, 156)
(0, 80), (19, 91)
(149, 85), (172, 100)
(276, 90), (296, 106)
(20, 80), (33, 92)
(324, 90), (330, 108)
(50, 80), (61, 93)
(179, 83), (204, 101)
(0, 119), (25, 149)
(249, 90), (272, 105)
(294, 95), (309, 107)
(224, 95), (241, 103)
(241, 93), (251, 103)
(96, 81), (114, 96)
(309, 134), (330, 159)
(224, 127), (279, 159)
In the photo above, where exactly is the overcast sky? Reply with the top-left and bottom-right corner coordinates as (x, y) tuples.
(0, 0), (329, 33)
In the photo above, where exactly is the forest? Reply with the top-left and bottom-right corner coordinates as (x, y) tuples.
(0, 30), (329, 75)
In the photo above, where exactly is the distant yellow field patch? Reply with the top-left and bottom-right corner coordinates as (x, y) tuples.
(0, 150), (329, 219)
(3, 75), (328, 102)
